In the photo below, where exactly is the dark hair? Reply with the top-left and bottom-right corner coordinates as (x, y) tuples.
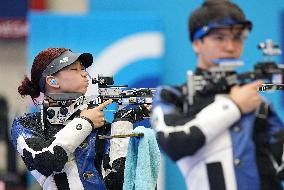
(18, 48), (70, 100)
(189, 0), (251, 41)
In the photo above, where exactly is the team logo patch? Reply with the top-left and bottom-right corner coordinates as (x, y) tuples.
(76, 124), (82, 130)
(60, 57), (69, 64)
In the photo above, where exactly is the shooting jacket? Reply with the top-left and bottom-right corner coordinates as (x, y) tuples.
(11, 104), (150, 190)
(152, 83), (284, 190)
(11, 112), (110, 190)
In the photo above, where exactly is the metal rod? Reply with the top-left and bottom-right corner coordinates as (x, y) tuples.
(258, 84), (284, 91)
(98, 133), (144, 139)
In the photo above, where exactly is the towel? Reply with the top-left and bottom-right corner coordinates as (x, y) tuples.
(123, 126), (161, 190)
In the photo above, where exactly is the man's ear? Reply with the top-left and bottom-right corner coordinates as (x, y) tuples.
(192, 40), (201, 54)
(46, 76), (59, 88)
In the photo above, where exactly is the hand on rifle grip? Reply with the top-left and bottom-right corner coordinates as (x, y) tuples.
(80, 99), (113, 128)
(229, 81), (263, 114)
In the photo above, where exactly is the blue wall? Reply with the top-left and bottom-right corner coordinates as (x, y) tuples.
(28, 1), (284, 189)
(90, 1), (284, 189)
(90, 0), (284, 82)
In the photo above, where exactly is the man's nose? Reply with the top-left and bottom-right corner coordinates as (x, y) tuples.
(224, 39), (236, 52)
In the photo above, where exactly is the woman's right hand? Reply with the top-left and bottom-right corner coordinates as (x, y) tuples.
(80, 99), (113, 128)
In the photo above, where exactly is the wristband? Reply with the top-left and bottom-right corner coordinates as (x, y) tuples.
(80, 116), (95, 129)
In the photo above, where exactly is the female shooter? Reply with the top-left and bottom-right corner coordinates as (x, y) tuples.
(11, 48), (112, 190)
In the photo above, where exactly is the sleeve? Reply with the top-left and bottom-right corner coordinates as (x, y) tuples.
(266, 104), (284, 168)
(11, 115), (93, 177)
(151, 86), (241, 161)
(254, 102), (284, 181)
(267, 105), (284, 141)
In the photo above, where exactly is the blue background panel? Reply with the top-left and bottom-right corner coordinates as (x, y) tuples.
(28, 1), (284, 189)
